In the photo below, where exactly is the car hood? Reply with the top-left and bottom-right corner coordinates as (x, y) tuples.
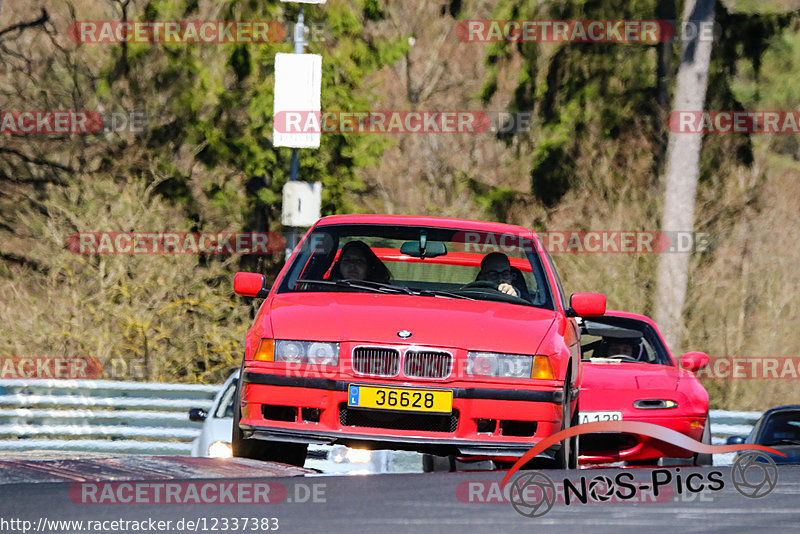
(267, 292), (557, 353)
(581, 361), (684, 391)
(580, 361), (708, 415)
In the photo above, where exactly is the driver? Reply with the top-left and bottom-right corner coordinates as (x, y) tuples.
(476, 252), (520, 297)
(605, 340), (643, 360)
(606, 341), (634, 358)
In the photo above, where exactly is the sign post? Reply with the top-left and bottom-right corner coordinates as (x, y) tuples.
(274, 1), (326, 259)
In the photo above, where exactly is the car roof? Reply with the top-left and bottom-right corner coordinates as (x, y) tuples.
(762, 404), (800, 417)
(602, 310), (656, 325)
(314, 214), (534, 236)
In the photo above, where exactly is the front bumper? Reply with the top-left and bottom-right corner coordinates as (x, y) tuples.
(578, 415), (708, 464)
(239, 370), (567, 458)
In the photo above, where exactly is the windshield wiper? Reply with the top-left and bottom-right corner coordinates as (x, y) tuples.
(295, 278), (414, 295)
(415, 289), (476, 300)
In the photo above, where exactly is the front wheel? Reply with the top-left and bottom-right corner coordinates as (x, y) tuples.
(422, 454), (455, 472)
(231, 364), (308, 467)
(553, 378), (578, 469)
(693, 414), (713, 466)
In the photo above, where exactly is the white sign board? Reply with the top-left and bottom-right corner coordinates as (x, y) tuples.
(273, 53), (322, 148)
(282, 181), (322, 227)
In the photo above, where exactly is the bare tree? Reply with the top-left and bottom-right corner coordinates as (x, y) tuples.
(656, 0), (677, 108)
(654, 0), (717, 352)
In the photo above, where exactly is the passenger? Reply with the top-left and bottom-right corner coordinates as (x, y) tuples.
(330, 240), (391, 284)
(476, 252), (520, 297)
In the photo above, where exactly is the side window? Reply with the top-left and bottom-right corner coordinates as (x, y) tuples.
(215, 379), (238, 418)
(542, 247), (568, 311)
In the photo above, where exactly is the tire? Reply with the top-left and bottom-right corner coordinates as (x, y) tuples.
(231, 361), (308, 467)
(553, 377), (576, 469)
(568, 396), (580, 469)
(693, 413), (713, 466)
(422, 454), (455, 472)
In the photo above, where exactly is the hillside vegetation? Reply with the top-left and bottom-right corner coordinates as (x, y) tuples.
(1, 0), (798, 410)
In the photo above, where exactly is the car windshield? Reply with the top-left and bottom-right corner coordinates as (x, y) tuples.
(580, 317), (673, 366)
(277, 223), (554, 309)
(761, 411), (800, 446)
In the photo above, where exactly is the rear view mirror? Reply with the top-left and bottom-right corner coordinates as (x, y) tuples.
(726, 435), (745, 445)
(568, 293), (606, 317)
(680, 351), (710, 372)
(234, 272), (269, 298)
(188, 408), (207, 422)
(400, 241), (447, 258)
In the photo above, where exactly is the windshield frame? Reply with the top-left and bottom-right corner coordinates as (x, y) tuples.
(580, 315), (675, 366)
(276, 223), (555, 310)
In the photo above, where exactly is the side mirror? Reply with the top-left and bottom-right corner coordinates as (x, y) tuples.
(726, 435), (745, 445)
(567, 293), (606, 317)
(234, 272), (269, 298)
(680, 351), (710, 372)
(188, 408), (208, 422)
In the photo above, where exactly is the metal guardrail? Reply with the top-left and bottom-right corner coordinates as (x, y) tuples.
(0, 379), (221, 455)
(0, 379), (763, 461)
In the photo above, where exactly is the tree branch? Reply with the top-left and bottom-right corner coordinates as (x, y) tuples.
(0, 8), (49, 39)
(0, 147), (76, 173)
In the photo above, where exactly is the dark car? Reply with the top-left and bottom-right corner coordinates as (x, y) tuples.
(727, 405), (800, 464)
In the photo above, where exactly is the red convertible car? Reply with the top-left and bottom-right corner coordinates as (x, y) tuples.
(578, 311), (712, 465)
(231, 215), (606, 468)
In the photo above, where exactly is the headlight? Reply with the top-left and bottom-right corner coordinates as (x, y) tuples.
(274, 340), (339, 366)
(307, 342), (339, 365)
(208, 441), (233, 458)
(466, 352), (553, 379)
(345, 448), (372, 464)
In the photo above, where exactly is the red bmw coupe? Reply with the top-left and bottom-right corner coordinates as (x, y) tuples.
(578, 311), (712, 466)
(231, 215), (606, 468)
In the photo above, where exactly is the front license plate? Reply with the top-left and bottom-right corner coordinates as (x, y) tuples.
(348, 384), (453, 414)
(579, 411), (623, 424)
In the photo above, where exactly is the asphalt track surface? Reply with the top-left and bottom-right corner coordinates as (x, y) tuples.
(0, 455), (797, 534)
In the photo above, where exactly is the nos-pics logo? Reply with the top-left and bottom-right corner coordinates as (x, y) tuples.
(500, 421), (783, 518)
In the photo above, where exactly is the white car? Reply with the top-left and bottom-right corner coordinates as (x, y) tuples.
(189, 370), (394, 474)
(189, 371), (240, 458)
